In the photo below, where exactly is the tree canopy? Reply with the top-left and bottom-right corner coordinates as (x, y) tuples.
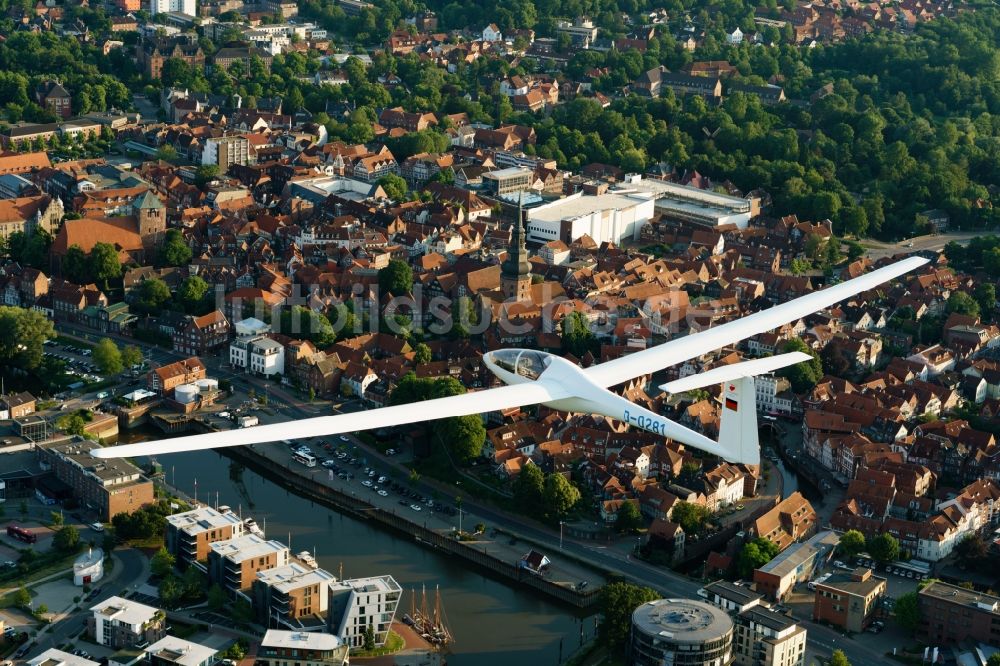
(893, 591), (920, 633)
(838, 529), (866, 557)
(378, 259), (413, 296)
(737, 537), (780, 577)
(599, 582), (660, 654)
(94, 337), (123, 375)
(671, 501), (711, 535)
(867, 533), (900, 563)
(779, 338), (823, 392)
(0, 306), (54, 370)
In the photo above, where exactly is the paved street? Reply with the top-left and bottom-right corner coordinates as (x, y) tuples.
(863, 231), (979, 259)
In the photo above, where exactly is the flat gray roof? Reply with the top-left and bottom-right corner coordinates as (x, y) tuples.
(758, 530), (839, 578)
(703, 580), (762, 605)
(632, 598), (733, 644)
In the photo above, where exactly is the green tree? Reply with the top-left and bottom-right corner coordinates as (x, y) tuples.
(671, 501), (711, 535)
(437, 413), (485, 463)
(955, 534), (988, 568)
(122, 345), (143, 370)
(280, 305), (336, 346)
(223, 640), (247, 661)
(207, 583), (227, 611)
(378, 259), (413, 296)
(947, 291), (980, 318)
(63, 244), (90, 283)
(194, 164), (220, 187)
(181, 565), (206, 602)
(512, 462), (544, 510)
(738, 537), (780, 577)
(135, 278), (172, 313)
(614, 501), (644, 534)
(868, 533), (900, 563)
(599, 582), (660, 653)
(156, 144), (178, 161)
(542, 473), (581, 519)
(13, 587), (30, 608)
(150, 546), (176, 578)
(561, 311), (595, 357)
(53, 525), (80, 552)
(987, 654), (1000, 666)
(976, 284), (996, 319)
(89, 242), (121, 290)
(231, 598), (253, 624)
(57, 413), (87, 436)
(363, 622), (375, 650)
(177, 275), (210, 312)
(838, 529), (866, 557)
(158, 574), (183, 608)
(0, 305), (54, 369)
(413, 342), (432, 364)
(377, 173), (407, 201)
(94, 337), (124, 375)
(778, 338), (823, 392)
(829, 649), (851, 666)
(158, 229), (193, 267)
(893, 591), (920, 633)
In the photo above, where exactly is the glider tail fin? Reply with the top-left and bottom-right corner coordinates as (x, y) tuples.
(719, 376), (760, 466)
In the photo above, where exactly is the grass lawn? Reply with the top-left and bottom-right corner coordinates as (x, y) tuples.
(350, 630), (404, 657)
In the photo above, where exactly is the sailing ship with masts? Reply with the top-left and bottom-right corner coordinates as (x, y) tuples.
(403, 585), (452, 646)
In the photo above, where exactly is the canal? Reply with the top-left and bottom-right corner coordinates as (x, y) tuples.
(147, 447), (595, 665)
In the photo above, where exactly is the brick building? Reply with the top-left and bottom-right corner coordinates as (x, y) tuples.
(164, 506), (246, 565)
(35, 81), (72, 119)
(208, 533), (290, 594)
(812, 567), (886, 633)
(37, 441), (155, 521)
(148, 357), (207, 395)
(919, 580), (1000, 645)
(172, 311), (231, 356)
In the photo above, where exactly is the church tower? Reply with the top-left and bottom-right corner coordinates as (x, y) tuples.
(134, 190), (166, 249)
(501, 194), (532, 302)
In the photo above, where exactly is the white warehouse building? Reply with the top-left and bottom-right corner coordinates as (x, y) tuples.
(524, 190), (655, 245)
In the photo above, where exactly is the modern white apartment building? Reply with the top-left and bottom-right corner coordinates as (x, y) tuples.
(202, 136), (250, 169)
(88, 596), (165, 648)
(732, 606), (807, 666)
(29, 649), (100, 666)
(147, 0), (195, 17)
(145, 636), (218, 666)
(326, 575), (401, 648)
(254, 563), (336, 627)
(258, 631), (348, 666)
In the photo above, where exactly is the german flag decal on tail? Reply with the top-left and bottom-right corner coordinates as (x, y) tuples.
(725, 397), (738, 411)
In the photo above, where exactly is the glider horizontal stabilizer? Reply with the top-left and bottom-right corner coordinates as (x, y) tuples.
(659, 351), (812, 394)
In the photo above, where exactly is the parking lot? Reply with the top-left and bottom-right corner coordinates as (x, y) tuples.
(250, 436), (605, 590)
(43, 340), (106, 388)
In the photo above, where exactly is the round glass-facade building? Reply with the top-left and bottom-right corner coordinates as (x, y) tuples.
(630, 598), (734, 666)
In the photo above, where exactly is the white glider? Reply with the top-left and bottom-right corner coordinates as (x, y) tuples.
(91, 255), (928, 464)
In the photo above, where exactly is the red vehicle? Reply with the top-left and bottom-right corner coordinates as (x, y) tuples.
(6, 525), (36, 544)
